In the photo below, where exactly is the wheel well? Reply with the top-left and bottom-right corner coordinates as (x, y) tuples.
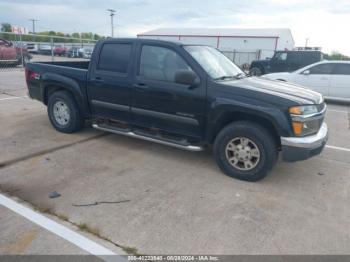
(212, 112), (281, 147)
(250, 64), (265, 74)
(44, 85), (67, 105)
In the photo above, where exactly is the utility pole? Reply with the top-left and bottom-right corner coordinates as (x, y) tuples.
(305, 38), (309, 48)
(29, 19), (39, 33)
(107, 9), (116, 37)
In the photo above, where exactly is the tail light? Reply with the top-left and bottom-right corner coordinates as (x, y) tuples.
(25, 68), (40, 87)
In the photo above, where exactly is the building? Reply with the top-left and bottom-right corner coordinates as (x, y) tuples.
(137, 28), (295, 66)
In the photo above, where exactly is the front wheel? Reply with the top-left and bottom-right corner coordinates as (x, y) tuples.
(250, 67), (263, 76)
(47, 91), (84, 133)
(213, 121), (278, 182)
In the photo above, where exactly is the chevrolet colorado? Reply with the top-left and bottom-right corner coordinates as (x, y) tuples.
(25, 38), (328, 181)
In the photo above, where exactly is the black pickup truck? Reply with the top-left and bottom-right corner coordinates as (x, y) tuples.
(25, 38), (328, 181)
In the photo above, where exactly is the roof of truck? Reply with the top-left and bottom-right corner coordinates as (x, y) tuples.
(101, 37), (185, 46)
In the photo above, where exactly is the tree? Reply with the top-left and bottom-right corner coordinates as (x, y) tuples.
(81, 32), (93, 39)
(71, 32), (80, 39)
(324, 51), (350, 61)
(1, 23), (12, 32)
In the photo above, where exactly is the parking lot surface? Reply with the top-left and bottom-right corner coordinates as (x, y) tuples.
(0, 205), (87, 255)
(1, 69), (350, 255)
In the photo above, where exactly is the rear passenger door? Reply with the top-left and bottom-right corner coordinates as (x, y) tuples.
(131, 44), (206, 139)
(329, 63), (350, 100)
(88, 42), (134, 123)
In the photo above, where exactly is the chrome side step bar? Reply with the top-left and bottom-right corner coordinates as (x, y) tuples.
(92, 124), (204, 152)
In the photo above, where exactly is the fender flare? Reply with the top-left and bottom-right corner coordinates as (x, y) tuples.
(206, 98), (292, 142)
(41, 73), (89, 117)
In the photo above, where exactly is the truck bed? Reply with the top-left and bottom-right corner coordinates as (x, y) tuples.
(25, 60), (90, 104)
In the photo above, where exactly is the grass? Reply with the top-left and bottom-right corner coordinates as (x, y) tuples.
(120, 246), (139, 255)
(77, 223), (100, 236)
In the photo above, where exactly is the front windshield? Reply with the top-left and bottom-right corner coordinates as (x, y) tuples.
(184, 45), (244, 79)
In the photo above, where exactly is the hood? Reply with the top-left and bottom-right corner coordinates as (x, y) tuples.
(222, 76), (323, 105)
(263, 72), (291, 79)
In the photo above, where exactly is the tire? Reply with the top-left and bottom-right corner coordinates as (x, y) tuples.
(213, 121), (278, 182)
(250, 67), (263, 76)
(47, 90), (84, 133)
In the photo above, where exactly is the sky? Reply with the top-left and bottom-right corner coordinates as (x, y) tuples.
(1, 0), (350, 55)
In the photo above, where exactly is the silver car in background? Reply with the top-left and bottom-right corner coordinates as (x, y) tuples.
(263, 61), (350, 103)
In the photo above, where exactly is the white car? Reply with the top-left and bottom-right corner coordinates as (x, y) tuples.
(263, 60), (350, 103)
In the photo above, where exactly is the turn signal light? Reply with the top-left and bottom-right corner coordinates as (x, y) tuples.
(292, 121), (303, 135)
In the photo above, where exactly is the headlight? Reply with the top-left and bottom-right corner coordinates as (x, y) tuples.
(289, 105), (323, 137)
(289, 105), (318, 115)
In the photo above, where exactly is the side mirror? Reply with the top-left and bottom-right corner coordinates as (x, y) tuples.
(302, 70), (310, 75)
(174, 70), (198, 86)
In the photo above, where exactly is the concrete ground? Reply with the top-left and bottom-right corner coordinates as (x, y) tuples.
(0, 205), (87, 255)
(0, 69), (350, 255)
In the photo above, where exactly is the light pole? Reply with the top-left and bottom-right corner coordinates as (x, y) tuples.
(29, 19), (39, 33)
(107, 9), (116, 37)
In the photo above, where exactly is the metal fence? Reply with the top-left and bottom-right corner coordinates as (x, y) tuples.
(221, 50), (261, 69)
(0, 32), (98, 71)
(1, 32), (264, 72)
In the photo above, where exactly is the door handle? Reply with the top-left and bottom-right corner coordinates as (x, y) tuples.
(133, 83), (149, 90)
(93, 77), (104, 84)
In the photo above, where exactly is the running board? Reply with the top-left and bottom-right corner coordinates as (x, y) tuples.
(92, 124), (204, 152)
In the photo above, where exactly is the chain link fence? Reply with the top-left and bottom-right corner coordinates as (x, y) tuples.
(1, 32), (267, 73)
(221, 50), (261, 70)
(0, 32), (98, 71)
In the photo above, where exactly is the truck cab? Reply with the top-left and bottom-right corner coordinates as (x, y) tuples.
(250, 50), (323, 76)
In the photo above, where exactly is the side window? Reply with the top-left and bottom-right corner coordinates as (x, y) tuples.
(308, 63), (333, 75)
(333, 64), (350, 75)
(98, 43), (131, 73)
(139, 45), (191, 82)
(287, 52), (299, 63)
(274, 52), (287, 61)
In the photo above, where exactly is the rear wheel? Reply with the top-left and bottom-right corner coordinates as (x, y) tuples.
(47, 91), (84, 133)
(213, 121), (278, 182)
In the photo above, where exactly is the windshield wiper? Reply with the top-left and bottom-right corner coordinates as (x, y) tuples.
(213, 75), (236, 81)
(214, 73), (246, 81)
(233, 73), (247, 79)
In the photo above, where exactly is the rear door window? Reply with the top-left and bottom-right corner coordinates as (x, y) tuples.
(98, 43), (132, 73)
(333, 64), (350, 75)
(308, 63), (334, 75)
(287, 52), (299, 63)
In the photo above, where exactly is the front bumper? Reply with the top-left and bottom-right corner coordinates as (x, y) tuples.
(281, 122), (328, 162)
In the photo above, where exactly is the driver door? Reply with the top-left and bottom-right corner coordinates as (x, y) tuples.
(132, 44), (206, 139)
(270, 52), (288, 72)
